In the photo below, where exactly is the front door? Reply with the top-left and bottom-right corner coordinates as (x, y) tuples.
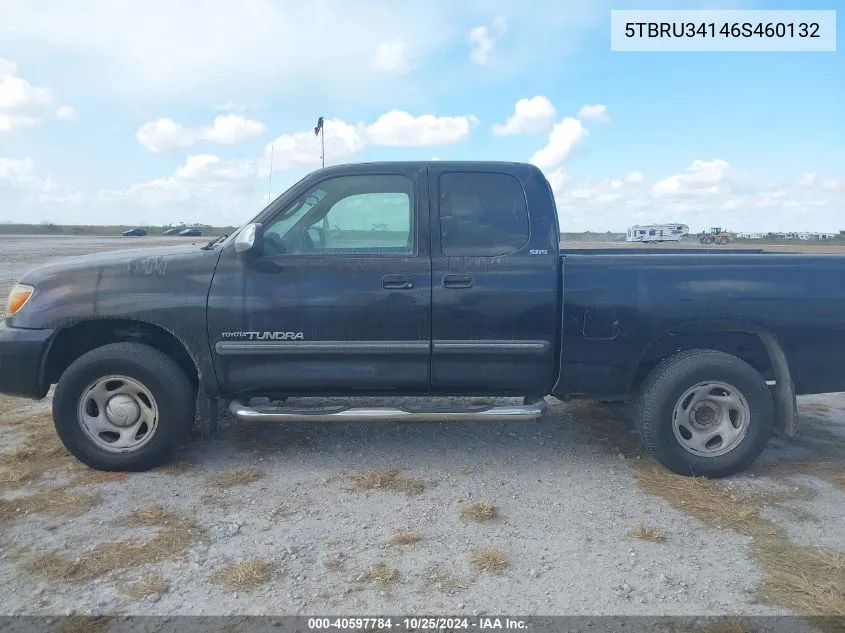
(207, 168), (432, 397)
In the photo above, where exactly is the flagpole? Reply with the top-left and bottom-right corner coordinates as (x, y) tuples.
(315, 116), (325, 167)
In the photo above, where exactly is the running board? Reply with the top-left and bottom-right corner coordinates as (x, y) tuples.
(227, 398), (548, 423)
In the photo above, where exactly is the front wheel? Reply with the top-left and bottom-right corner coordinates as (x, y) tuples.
(52, 342), (195, 471)
(633, 349), (774, 477)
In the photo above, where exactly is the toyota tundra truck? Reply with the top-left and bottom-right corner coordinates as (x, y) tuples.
(2, 160), (843, 477)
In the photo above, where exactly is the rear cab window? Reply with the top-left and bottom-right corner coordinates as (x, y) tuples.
(438, 172), (529, 257)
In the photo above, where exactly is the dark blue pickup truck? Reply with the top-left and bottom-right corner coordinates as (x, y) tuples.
(2, 161), (844, 477)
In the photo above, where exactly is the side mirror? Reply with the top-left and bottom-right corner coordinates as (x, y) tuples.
(234, 222), (264, 257)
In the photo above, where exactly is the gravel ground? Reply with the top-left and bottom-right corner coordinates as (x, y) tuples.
(0, 236), (843, 621)
(0, 393), (843, 618)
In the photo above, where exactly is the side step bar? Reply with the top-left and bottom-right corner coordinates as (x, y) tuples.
(227, 398), (548, 423)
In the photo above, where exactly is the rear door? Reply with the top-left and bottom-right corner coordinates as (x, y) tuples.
(428, 165), (560, 396)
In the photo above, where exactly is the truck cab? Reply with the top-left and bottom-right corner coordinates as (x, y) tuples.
(207, 161), (561, 400)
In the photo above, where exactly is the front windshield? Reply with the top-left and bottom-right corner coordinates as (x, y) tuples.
(264, 189), (328, 241)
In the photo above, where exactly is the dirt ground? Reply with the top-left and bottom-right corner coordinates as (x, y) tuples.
(0, 236), (844, 621)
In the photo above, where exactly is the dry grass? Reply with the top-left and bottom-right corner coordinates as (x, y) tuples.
(209, 558), (274, 591)
(322, 554), (346, 572)
(0, 468), (35, 486)
(634, 465), (763, 535)
(422, 563), (472, 595)
(460, 468), (473, 476)
(0, 486), (100, 525)
(459, 501), (497, 522)
(692, 619), (759, 633)
(350, 468), (426, 496)
(469, 547), (508, 573)
(0, 417), (73, 487)
(119, 574), (170, 599)
(367, 563), (398, 586)
(758, 460), (845, 492)
(390, 530), (423, 547)
(155, 459), (199, 475)
(632, 460), (845, 616)
(208, 467), (264, 489)
(59, 616), (114, 633)
(22, 510), (204, 581)
(117, 504), (173, 526)
(628, 522), (667, 543)
(756, 540), (845, 616)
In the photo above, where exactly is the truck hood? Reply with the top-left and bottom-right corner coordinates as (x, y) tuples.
(11, 242), (225, 330)
(18, 243), (214, 283)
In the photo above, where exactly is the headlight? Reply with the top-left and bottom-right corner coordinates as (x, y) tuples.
(6, 283), (34, 316)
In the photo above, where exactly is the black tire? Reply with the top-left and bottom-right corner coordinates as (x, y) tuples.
(633, 349), (774, 478)
(703, 236), (715, 245)
(52, 342), (195, 471)
(719, 236), (729, 245)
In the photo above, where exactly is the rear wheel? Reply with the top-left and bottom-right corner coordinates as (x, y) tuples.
(703, 236), (715, 245)
(719, 236), (729, 245)
(633, 349), (773, 477)
(52, 342), (195, 471)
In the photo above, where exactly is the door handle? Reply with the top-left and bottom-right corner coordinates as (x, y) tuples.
(443, 274), (473, 289)
(382, 275), (414, 290)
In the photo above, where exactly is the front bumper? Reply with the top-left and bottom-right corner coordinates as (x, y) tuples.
(0, 323), (55, 399)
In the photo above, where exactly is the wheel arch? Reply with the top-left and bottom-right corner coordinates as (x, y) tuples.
(630, 322), (797, 437)
(42, 319), (200, 395)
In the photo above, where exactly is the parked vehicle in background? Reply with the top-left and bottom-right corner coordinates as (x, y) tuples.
(626, 224), (689, 243)
(179, 228), (202, 237)
(699, 227), (732, 245)
(163, 227), (183, 235)
(121, 228), (146, 237)
(3, 161), (844, 480)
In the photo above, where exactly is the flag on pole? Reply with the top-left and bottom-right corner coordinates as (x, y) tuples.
(314, 116), (324, 136)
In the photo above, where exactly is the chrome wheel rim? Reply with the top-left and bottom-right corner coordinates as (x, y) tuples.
(77, 375), (159, 453)
(671, 380), (750, 457)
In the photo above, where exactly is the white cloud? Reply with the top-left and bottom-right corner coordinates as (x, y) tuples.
(492, 96), (556, 136)
(136, 118), (196, 153)
(800, 172), (817, 186)
(0, 58), (72, 132)
(652, 159), (732, 197)
(364, 110), (478, 147)
(373, 38), (410, 74)
(0, 156), (36, 185)
(136, 113), (266, 152)
(577, 104), (609, 122)
(202, 114), (266, 145)
(54, 104), (77, 121)
(93, 153), (261, 225)
(552, 160), (845, 234)
(266, 119), (366, 170)
(469, 17), (507, 65)
(529, 117), (589, 171)
(821, 179), (841, 191)
(261, 110), (477, 171)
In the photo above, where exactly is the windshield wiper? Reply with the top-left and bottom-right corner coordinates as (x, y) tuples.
(201, 234), (228, 250)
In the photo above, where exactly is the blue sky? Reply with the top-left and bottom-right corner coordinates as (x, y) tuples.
(0, 0), (842, 232)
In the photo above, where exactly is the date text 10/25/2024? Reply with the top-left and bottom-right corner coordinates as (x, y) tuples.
(610, 9), (836, 52)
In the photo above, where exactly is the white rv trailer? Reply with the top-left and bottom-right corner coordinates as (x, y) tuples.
(626, 224), (690, 243)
